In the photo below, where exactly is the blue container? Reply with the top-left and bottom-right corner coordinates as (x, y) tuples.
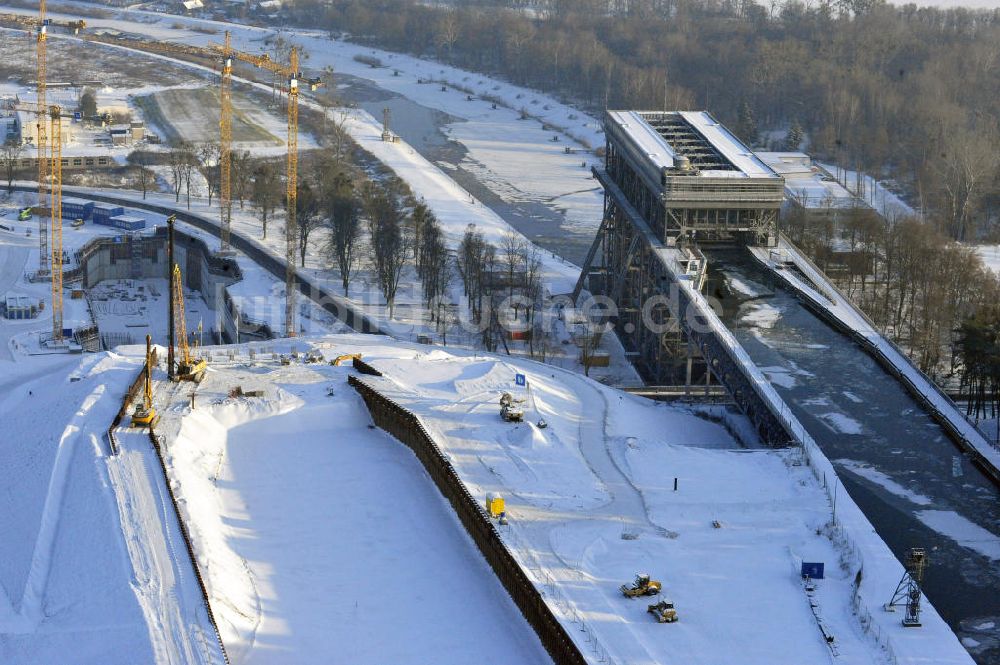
(801, 562), (825, 579)
(109, 215), (146, 231)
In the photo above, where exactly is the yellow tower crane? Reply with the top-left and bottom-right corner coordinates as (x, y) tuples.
(36, 0), (48, 276)
(20, 102), (74, 342)
(49, 105), (63, 342)
(1, 6), (86, 278)
(84, 32), (322, 336)
(172, 264), (207, 382)
(219, 32), (234, 253)
(208, 41), (321, 337)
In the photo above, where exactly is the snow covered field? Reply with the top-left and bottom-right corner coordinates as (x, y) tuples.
(0, 353), (155, 663)
(145, 342), (550, 664)
(251, 334), (971, 665)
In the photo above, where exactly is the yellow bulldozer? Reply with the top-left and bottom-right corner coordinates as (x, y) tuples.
(620, 573), (661, 598)
(647, 599), (679, 623)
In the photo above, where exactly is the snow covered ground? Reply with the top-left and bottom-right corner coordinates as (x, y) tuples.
(321, 334), (973, 665)
(974, 244), (1000, 276)
(817, 163), (917, 221)
(0, 352), (174, 664)
(143, 341), (551, 664)
(7, 4), (605, 262)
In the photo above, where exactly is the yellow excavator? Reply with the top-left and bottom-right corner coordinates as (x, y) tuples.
(331, 353), (361, 366)
(131, 335), (158, 427)
(172, 264), (207, 382)
(620, 573), (662, 598)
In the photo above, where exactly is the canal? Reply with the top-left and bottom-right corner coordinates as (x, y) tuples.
(707, 248), (1000, 664)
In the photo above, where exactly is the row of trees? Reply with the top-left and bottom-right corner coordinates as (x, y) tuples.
(286, 0), (1000, 242)
(785, 205), (1000, 377)
(458, 226), (544, 353)
(955, 310), (1000, 425)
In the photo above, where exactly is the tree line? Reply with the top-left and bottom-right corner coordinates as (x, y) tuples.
(286, 0), (1000, 243)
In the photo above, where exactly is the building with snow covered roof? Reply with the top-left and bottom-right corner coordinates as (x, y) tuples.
(603, 110), (784, 246)
(755, 151), (865, 220)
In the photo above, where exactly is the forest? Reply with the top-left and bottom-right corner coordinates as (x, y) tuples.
(274, 0), (1000, 414)
(292, 0), (1000, 243)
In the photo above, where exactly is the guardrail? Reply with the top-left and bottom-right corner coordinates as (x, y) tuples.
(765, 238), (1000, 486)
(348, 373), (588, 665)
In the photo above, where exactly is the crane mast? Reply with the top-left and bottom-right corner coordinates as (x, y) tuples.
(82, 32), (321, 338)
(36, 0), (48, 276)
(50, 106), (63, 342)
(219, 32), (233, 253)
(285, 48), (299, 338)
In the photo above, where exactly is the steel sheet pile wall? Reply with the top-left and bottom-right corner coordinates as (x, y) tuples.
(105, 350), (155, 455)
(348, 372), (586, 665)
(105, 349), (230, 664)
(145, 427), (231, 665)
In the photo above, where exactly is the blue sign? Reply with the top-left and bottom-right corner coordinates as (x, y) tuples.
(114, 235), (123, 243)
(801, 562), (825, 579)
(514, 373), (526, 387)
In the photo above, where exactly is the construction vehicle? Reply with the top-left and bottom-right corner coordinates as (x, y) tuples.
(620, 573), (661, 598)
(171, 264), (207, 382)
(500, 392), (524, 422)
(131, 335), (158, 427)
(331, 353), (361, 366)
(18, 207), (32, 221)
(647, 599), (679, 623)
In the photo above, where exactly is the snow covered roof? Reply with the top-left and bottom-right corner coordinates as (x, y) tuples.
(756, 152), (861, 211)
(605, 110), (779, 180)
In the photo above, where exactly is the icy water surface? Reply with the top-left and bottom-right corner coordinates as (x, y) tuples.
(708, 249), (1000, 664)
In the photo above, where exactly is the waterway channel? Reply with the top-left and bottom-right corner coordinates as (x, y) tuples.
(336, 73), (597, 266)
(707, 248), (1000, 664)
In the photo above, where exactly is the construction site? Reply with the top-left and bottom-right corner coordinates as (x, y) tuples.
(0, 3), (997, 665)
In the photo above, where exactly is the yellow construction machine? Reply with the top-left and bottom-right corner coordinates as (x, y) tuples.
(620, 573), (662, 598)
(647, 599), (679, 623)
(172, 264), (207, 382)
(131, 335), (158, 427)
(331, 353), (361, 366)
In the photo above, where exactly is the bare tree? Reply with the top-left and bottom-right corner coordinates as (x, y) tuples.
(197, 141), (220, 207)
(365, 182), (407, 317)
(2, 139), (23, 193)
(251, 160), (281, 239)
(295, 180), (322, 267)
(127, 149), (151, 200)
(323, 170), (361, 295)
(168, 145), (187, 203)
(231, 150), (252, 209)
